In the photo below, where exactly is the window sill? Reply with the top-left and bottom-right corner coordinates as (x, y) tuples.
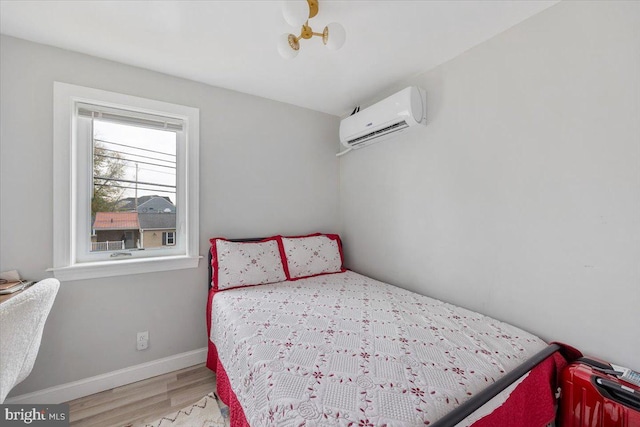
(48, 255), (202, 281)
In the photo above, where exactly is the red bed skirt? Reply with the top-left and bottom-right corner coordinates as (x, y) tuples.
(206, 288), (568, 427)
(207, 340), (250, 427)
(206, 288), (250, 427)
(471, 351), (566, 427)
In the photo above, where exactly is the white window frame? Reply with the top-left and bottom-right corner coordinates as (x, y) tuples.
(50, 82), (200, 281)
(164, 231), (176, 246)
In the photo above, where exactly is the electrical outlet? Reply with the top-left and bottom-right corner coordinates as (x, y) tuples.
(137, 331), (149, 351)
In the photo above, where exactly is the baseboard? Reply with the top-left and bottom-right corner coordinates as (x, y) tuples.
(5, 347), (208, 404)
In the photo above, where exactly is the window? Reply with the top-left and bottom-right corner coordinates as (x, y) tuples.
(51, 82), (200, 280)
(163, 231), (176, 246)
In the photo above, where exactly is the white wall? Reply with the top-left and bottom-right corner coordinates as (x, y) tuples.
(0, 35), (340, 396)
(340, 1), (639, 370)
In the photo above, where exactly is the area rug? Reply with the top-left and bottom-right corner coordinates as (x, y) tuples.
(128, 392), (230, 427)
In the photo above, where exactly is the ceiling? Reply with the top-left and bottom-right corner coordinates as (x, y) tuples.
(0, 1), (558, 117)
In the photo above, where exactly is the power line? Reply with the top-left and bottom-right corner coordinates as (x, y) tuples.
(93, 139), (177, 199)
(137, 167), (176, 176)
(97, 146), (176, 165)
(120, 162), (177, 177)
(120, 163), (177, 177)
(95, 153), (176, 170)
(94, 176), (176, 189)
(95, 138), (176, 157)
(94, 183), (176, 195)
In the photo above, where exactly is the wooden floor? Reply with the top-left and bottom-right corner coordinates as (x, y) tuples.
(66, 364), (217, 427)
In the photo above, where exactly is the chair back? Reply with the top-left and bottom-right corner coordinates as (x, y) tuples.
(0, 278), (60, 403)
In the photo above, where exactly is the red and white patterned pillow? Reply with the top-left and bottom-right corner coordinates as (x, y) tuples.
(210, 238), (287, 291)
(279, 234), (345, 280)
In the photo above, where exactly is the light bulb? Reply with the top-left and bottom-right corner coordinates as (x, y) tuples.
(281, 1), (309, 28)
(323, 22), (346, 51)
(277, 33), (299, 59)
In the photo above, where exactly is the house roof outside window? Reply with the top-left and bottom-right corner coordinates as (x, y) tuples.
(117, 195), (175, 213)
(93, 212), (140, 230)
(138, 213), (176, 230)
(137, 197), (176, 213)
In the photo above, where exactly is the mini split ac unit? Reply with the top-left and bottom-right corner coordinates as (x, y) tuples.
(339, 86), (426, 150)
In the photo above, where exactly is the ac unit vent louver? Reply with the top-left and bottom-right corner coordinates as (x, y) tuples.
(348, 121), (409, 146)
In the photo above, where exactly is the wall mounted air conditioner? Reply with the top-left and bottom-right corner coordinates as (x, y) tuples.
(339, 86), (426, 150)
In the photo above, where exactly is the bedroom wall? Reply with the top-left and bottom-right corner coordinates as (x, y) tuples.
(339, 1), (639, 369)
(0, 35), (340, 396)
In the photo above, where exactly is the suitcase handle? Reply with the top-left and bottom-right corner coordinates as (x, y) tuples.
(577, 357), (624, 375)
(595, 377), (640, 411)
(578, 357), (613, 370)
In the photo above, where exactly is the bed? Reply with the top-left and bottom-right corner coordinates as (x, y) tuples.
(206, 235), (572, 427)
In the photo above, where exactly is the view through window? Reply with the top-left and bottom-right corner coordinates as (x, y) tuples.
(91, 120), (177, 253)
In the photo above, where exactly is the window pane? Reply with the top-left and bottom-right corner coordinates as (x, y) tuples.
(91, 120), (177, 252)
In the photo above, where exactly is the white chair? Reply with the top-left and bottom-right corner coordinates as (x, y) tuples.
(0, 278), (60, 403)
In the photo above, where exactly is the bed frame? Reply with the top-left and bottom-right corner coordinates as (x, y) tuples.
(207, 239), (565, 427)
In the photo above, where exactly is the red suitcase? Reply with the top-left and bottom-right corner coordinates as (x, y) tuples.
(558, 357), (640, 427)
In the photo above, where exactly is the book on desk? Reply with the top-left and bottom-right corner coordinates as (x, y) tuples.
(0, 280), (36, 303)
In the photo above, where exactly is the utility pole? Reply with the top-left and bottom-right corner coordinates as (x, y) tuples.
(134, 162), (139, 211)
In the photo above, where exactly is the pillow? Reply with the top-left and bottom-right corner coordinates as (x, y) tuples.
(210, 237), (287, 291)
(279, 234), (345, 280)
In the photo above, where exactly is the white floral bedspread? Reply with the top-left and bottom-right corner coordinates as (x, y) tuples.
(210, 271), (546, 426)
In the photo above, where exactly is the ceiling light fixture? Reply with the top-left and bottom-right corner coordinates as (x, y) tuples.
(277, 0), (346, 59)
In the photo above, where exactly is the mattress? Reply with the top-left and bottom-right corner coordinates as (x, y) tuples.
(209, 271), (552, 426)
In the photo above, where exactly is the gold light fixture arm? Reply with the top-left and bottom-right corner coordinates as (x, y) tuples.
(296, 24), (323, 39)
(295, 28), (330, 44)
(295, 28), (327, 41)
(307, 0), (319, 19)
(279, 0), (344, 57)
(298, 0), (321, 40)
(300, 23), (314, 39)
